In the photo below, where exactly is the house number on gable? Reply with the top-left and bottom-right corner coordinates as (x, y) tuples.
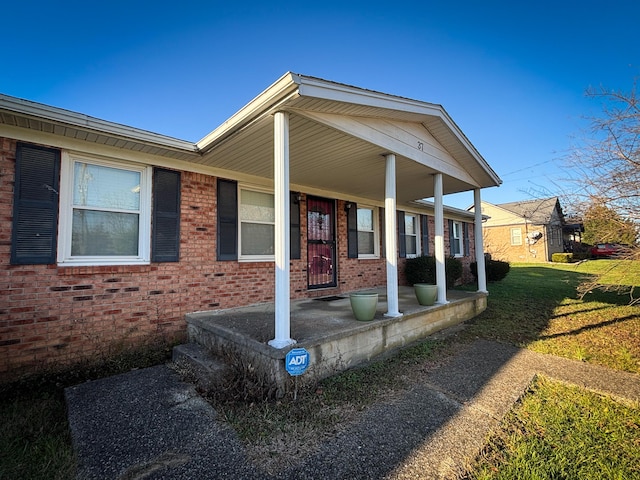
(417, 141), (424, 151)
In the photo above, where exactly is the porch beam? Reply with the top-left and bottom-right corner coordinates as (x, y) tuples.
(269, 111), (296, 349)
(433, 173), (448, 304)
(384, 153), (401, 317)
(474, 188), (488, 293)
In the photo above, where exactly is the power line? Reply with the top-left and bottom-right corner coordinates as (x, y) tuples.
(501, 159), (557, 177)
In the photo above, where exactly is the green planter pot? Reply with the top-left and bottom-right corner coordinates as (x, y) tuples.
(414, 283), (437, 306)
(349, 292), (378, 321)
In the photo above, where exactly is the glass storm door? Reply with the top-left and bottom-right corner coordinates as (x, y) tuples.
(307, 197), (337, 289)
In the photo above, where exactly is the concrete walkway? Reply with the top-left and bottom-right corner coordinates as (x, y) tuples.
(65, 339), (640, 480)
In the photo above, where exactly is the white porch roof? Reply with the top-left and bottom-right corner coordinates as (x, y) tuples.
(0, 72), (501, 205)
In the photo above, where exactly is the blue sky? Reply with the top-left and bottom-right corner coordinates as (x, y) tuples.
(4, 1), (639, 210)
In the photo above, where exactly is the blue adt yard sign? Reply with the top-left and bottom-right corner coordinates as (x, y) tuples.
(285, 348), (310, 376)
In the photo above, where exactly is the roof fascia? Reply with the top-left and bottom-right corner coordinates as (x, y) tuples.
(413, 199), (476, 221)
(483, 201), (529, 220)
(295, 75), (501, 187)
(196, 72), (301, 152)
(0, 93), (197, 153)
(296, 74), (445, 116)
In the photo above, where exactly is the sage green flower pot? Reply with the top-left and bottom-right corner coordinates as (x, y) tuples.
(349, 292), (378, 321)
(414, 283), (437, 306)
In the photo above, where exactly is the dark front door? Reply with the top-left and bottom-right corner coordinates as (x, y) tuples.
(307, 197), (337, 289)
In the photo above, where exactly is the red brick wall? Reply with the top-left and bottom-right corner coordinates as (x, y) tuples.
(0, 138), (476, 380)
(0, 140), (385, 380)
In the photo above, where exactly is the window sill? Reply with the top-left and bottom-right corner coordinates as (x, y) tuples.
(238, 256), (275, 263)
(57, 259), (150, 267)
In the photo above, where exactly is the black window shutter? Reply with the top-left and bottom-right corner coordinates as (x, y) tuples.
(420, 215), (430, 256)
(11, 143), (60, 265)
(397, 210), (406, 258)
(152, 168), (181, 262)
(217, 178), (238, 261)
(347, 202), (358, 258)
(290, 192), (301, 260)
(463, 222), (470, 256)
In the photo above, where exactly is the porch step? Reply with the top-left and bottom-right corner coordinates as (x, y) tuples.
(171, 343), (229, 393)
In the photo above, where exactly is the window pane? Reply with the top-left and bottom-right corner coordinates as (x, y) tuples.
(357, 208), (373, 231)
(453, 222), (462, 239)
(240, 190), (274, 222)
(405, 215), (416, 235)
(406, 236), (417, 255)
(308, 211), (332, 241)
(358, 231), (374, 255)
(511, 228), (522, 245)
(73, 162), (140, 210)
(72, 210), (139, 256)
(241, 223), (274, 255)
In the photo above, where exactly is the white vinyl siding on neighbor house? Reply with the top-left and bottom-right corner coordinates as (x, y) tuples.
(356, 206), (379, 258)
(239, 188), (275, 260)
(510, 227), (523, 246)
(57, 153), (152, 266)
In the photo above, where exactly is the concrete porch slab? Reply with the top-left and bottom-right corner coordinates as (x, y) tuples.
(184, 287), (487, 396)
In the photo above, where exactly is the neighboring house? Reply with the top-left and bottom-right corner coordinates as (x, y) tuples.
(471, 197), (565, 262)
(0, 72), (501, 380)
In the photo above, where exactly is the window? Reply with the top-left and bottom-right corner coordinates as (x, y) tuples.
(58, 153), (151, 265)
(356, 206), (379, 258)
(511, 227), (523, 246)
(217, 180), (301, 262)
(451, 221), (463, 256)
(405, 213), (418, 257)
(239, 188), (275, 259)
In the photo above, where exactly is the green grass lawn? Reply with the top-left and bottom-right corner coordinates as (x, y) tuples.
(466, 376), (640, 480)
(462, 260), (640, 373)
(461, 260), (640, 479)
(1, 260), (639, 478)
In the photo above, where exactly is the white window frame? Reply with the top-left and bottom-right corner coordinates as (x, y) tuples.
(238, 185), (275, 262)
(405, 212), (420, 258)
(357, 205), (380, 259)
(511, 227), (523, 246)
(58, 152), (152, 266)
(451, 221), (463, 257)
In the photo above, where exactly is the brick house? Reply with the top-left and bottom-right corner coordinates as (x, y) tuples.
(472, 197), (565, 262)
(0, 72), (501, 380)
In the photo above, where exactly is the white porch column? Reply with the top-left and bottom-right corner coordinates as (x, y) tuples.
(433, 173), (448, 304)
(474, 188), (488, 293)
(384, 154), (401, 317)
(269, 111), (295, 348)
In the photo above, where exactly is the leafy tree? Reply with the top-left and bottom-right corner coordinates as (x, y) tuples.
(582, 203), (637, 245)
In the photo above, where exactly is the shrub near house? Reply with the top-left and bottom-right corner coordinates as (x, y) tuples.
(470, 259), (510, 282)
(404, 256), (463, 288)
